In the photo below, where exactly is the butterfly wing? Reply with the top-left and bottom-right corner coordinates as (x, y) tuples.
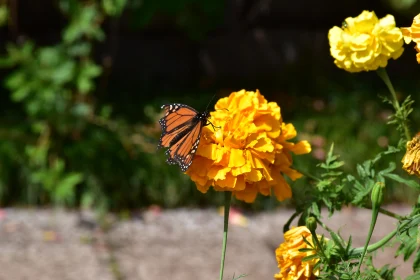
(158, 104), (198, 148)
(158, 103), (207, 171)
(165, 119), (204, 171)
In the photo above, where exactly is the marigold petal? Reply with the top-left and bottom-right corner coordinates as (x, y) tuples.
(257, 180), (271, 196)
(229, 148), (246, 167)
(245, 150), (264, 168)
(186, 157), (213, 177)
(244, 169), (262, 182)
(214, 173), (246, 190)
(254, 160), (271, 180)
(283, 167), (303, 181)
(231, 163), (252, 176)
(233, 185), (258, 203)
(402, 133), (420, 177)
(401, 14), (420, 62)
(290, 140), (312, 155)
(281, 123), (297, 140)
(197, 143), (217, 159)
(272, 173), (292, 201)
(195, 181), (212, 194)
(254, 138), (274, 153)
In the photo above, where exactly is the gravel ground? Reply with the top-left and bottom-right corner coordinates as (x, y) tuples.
(0, 205), (416, 280)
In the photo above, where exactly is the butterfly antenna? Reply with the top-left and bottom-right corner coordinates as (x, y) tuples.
(204, 93), (227, 131)
(204, 93), (217, 112)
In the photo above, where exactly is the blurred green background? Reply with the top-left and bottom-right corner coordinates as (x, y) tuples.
(0, 0), (420, 214)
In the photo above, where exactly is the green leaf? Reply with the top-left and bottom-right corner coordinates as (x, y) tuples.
(52, 158), (65, 173)
(63, 4), (104, 43)
(11, 86), (30, 102)
(6, 71), (26, 90)
(302, 235), (314, 248)
(301, 254), (318, 262)
(383, 173), (420, 190)
(0, 5), (9, 27)
(330, 232), (344, 247)
(102, 0), (127, 16)
(327, 161), (345, 169)
(321, 171), (343, 177)
(77, 60), (102, 94)
(58, 0), (80, 15)
(72, 103), (92, 117)
(67, 43), (92, 57)
(55, 172), (84, 205)
(378, 162), (396, 175)
(51, 60), (76, 85)
(81, 191), (94, 209)
(311, 202), (320, 217)
(351, 179), (374, 205)
(100, 105), (112, 119)
(406, 274), (420, 280)
(38, 47), (61, 65)
(396, 234), (417, 261)
(413, 250), (420, 273)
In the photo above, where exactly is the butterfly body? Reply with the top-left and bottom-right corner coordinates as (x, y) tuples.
(158, 103), (211, 172)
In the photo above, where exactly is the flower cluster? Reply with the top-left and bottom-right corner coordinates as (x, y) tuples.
(328, 10), (404, 72)
(274, 226), (320, 280)
(186, 90), (311, 203)
(401, 14), (420, 63)
(402, 133), (420, 177)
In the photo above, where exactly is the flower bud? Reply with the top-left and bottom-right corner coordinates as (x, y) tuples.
(371, 182), (385, 209)
(306, 217), (317, 232)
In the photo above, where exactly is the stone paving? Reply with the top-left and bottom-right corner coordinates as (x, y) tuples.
(0, 205), (415, 280)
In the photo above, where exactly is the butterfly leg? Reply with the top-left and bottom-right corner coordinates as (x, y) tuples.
(207, 121), (221, 131)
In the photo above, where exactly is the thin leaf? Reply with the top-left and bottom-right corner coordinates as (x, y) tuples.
(413, 249), (420, 273)
(383, 173), (420, 190)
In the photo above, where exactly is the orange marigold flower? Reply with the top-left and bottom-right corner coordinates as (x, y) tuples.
(274, 226), (320, 280)
(402, 132), (420, 177)
(401, 14), (420, 63)
(185, 89), (311, 203)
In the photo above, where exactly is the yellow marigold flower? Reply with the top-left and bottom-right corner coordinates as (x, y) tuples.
(328, 10), (404, 72)
(274, 226), (320, 280)
(402, 132), (420, 177)
(185, 89), (311, 203)
(401, 14), (420, 63)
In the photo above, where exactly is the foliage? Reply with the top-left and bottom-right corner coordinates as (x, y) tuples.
(268, 10), (420, 280)
(0, 2), (419, 279)
(0, 0), (419, 213)
(0, 0), (225, 213)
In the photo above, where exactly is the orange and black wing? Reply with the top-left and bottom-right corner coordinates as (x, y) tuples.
(165, 119), (204, 171)
(157, 103), (208, 171)
(158, 104), (198, 149)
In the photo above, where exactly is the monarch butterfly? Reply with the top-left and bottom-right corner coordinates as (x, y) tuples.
(157, 103), (213, 172)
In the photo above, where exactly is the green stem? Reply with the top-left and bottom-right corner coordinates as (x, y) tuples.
(362, 205), (405, 220)
(356, 210), (378, 272)
(219, 192), (232, 280)
(316, 217), (335, 233)
(357, 182), (383, 273)
(308, 227), (328, 260)
(283, 211), (301, 233)
(294, 167), (321, 182)
(351, 228), (397, 257)
(376, 67), (411, 141)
